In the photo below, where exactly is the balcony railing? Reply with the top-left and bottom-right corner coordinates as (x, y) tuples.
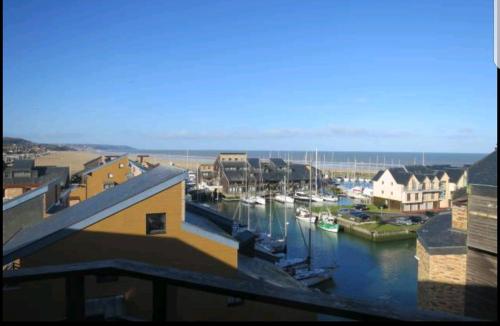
(2, 259), (475, 321)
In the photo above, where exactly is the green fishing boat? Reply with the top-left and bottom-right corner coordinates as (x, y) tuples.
(317, 213), (340, 233)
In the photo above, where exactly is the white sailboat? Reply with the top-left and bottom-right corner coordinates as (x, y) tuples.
(321, 194), (338, 202)
(290, 153), (333, 287)
(253, 160), (266, 205)
(241, 161), (256, 205)
(275, 167), (294, 204)
(295, 207), (315, 222)
(254, 196), (266, 205)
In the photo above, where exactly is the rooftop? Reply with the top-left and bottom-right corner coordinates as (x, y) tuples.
(388, 167), (412, 185)
(81, 154), (128, 176)
(467, 149), (497, 187)
(417, 213), (467, 255)
(12, 159), (35, 170)
(3, 166), (186, 264)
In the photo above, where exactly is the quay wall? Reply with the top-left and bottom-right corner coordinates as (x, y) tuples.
(337, 216), (417, 242)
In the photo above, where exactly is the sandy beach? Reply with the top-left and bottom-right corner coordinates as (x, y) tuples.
(35, 150), (205, 175)
(35, 150), (380, 179)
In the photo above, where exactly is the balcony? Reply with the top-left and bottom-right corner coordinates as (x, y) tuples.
(2, 259), (474, 321)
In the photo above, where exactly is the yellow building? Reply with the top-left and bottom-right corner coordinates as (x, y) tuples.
(3, 166), (314, 321)
(68, 155), (131, 206)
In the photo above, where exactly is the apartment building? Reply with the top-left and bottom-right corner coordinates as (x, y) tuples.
(372, 165), (467, 212)
(3, 166), (314, 321)
(197, 163), (216, 186)
(68, 155), (131, 206)
(415, 149), (497, 320)
(213, 153), (321, 198)
(3, 159), (69, 201)
(2, 180), (63, 244)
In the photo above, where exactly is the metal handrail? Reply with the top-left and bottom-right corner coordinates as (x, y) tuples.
(3, 259), (476, 321)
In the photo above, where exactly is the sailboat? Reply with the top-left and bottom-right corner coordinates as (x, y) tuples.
(253, 161), (266, 205)
(241, 161), (257, 205)
(274, 164), (294, 204)
(295, 158), (319, 222)
(295, 206), (315, 222)
(255, 197), (286, 254)
(310, 148), (324, 202)
(289, 154), (334, 287)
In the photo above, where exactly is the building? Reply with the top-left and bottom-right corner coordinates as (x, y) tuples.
(371, 165), (467, 212)
(3, 166), (314, 321)
(3, 180), (60, 244)
(68, 154), (131, 206)
(415, 149), (497, 320)
(128, 159), (147, 177)
(197, 164), (216, 186)
(213, 153), (321, 198)
(3, 159), (69, 201)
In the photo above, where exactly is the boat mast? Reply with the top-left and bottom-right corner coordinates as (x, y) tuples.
(246, 159), (250, 230)
(315, 148), (318, 195)
(308, 154), (312, 271)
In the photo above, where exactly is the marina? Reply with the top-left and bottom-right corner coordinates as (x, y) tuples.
(199, 197), (419, 309)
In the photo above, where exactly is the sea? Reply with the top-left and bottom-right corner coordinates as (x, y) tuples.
(128, 149), (486, 167)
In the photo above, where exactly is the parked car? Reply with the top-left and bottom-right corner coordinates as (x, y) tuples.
(339, 208), (351, 215)
(354, 204), (369, 211)
(358, 213), (370, 220)
(350, 210), (362, 217)
(409, 216), (425, 224)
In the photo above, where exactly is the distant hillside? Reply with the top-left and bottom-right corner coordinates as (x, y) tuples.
(3, 137), (33, 146)
(3, 137), (135, 152)
(68, 144), (136, 152)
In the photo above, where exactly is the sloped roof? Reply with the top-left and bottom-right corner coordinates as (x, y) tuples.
(388, 168), (412, 185)
(405, 165), (434, 175)
(247, 158), (261, 169)
(452, 187), (468, 202)
(3, 166), (186, 264)
(436, 171), (446, 179)
(443, 168), (466, 184)
(467, 150), (497, 186)
(417, 213), (466, 255)
(184, 211), (238, 248)
(270, 158), (287, 169)
(3, 165), (69, 187)
(2, 183), (50, 211)
(12, 160), (35, 170)
(81, 154), (128, 176)
(371, 170), (385, 182)
(414, 174), (429, 182)
(289, 164), (310, 182)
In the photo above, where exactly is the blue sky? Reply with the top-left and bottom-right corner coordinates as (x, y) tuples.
(3, 0), (497, 152)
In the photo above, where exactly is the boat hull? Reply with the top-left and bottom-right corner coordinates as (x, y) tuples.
(318, 222), (339, 233)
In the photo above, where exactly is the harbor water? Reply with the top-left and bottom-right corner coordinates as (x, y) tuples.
(206, 196), (419, 311)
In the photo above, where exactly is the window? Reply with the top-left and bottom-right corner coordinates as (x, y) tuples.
(382, 181), (384, 185)
(381, 190), (384, 194)
(391, 182), (393, 186)
(108, 173), (114, 178)
(415, 193), (419, 200)
(390, 192), (393, 196)
(146, 213), (166, 235)
(104, 182), (116, 190)
(407, 193), (411, 201)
